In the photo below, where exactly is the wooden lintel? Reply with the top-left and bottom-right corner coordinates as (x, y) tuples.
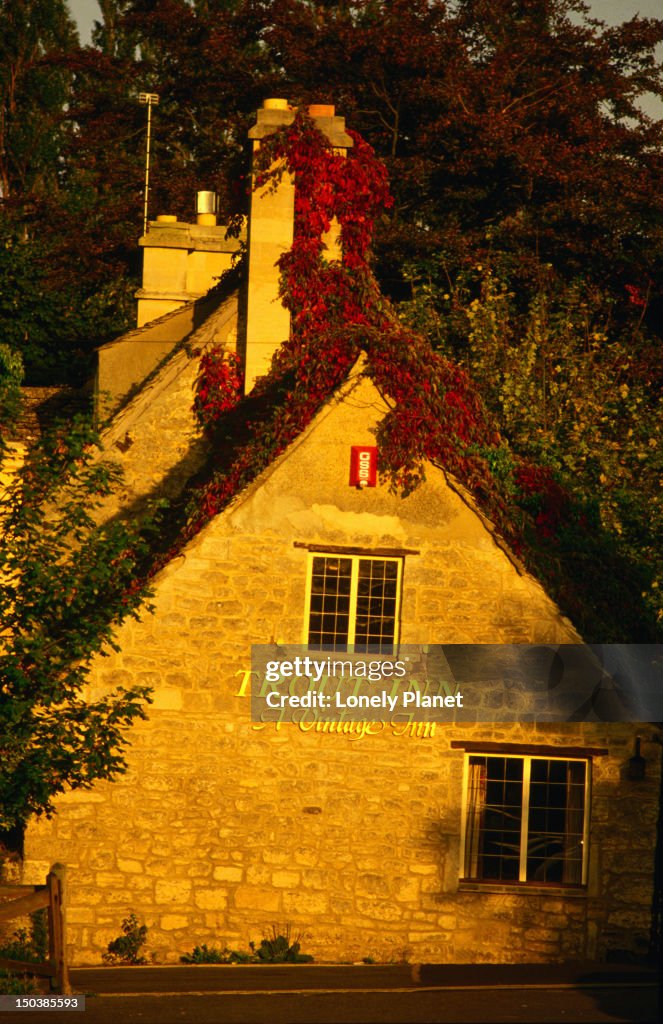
(294, 542), (420, 557)
(450, 741), (609, 758)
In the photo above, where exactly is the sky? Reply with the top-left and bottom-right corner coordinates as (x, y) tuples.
(69, 0), (662, 116)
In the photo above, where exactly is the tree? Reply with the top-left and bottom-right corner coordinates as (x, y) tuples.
(0, 1), (138, 383)
(240, 1), (659, 292)
(0, 0), (78, 201)
(0, 344), (23, 426)
(0, 420), (154, 831)
(400, 261), (661, 627)
(92, 0), (140, 60)
(4, 0), (660, 379)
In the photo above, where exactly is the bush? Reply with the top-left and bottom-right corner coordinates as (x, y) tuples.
(180, 945), (236, 964)
(180, 926), (314, 964)
(0, 970), (39, 995)
(253, 926), (313, 964)
(0, 912), (48, 995)
(0, 911), (48, 964)
(102, 914), (149, 965)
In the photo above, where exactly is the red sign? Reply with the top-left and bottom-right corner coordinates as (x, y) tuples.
(349, 446), (378, 488)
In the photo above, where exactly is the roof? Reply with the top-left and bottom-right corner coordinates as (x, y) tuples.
(7, 387), (90, 444)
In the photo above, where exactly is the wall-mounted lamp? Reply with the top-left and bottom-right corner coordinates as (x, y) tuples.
(628, 737), (646, 780)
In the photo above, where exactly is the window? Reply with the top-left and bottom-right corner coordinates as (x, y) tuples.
(304, 554), (402, 653)
(461, 754), (589, 886)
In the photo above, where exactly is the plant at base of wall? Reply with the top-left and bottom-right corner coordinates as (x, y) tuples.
(180, 928), (314, 964)
(180, 944), (252, 964)
(0, 912), (48, 995)
(102, 914), (150, 966)
(0, 971), (39, 996)
(0, 911), (48, 965)
(251, 926), (314, 963)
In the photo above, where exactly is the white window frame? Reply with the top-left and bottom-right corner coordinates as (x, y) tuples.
(459, 753), (591, 887)
(302, 552), (403, 652)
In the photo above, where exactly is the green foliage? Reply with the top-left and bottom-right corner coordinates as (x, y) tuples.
(0, 911), (48, 965)
(180, 944), (249, 964)
(0, 971), (39, 995)
(180, 944), (229, 964)
(253, 927), (314, 963)
(1, 0), (661, 381)
(102, 914), (149, 965)
(0, 344), (24, 426)
(0, 222), (136, 384)
(180, 928), (314, 964)
(0, 418), (154, 830)
(0, 0), (78, 200)
(400, 260), (661, 629)
(0, 910), (48, 995)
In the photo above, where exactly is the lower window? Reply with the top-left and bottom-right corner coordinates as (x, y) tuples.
(461, 754), (589, 886)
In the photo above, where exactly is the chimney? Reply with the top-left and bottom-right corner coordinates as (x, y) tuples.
(242, 99), (353, 392)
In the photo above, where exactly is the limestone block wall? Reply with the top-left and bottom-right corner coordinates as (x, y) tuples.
(21, 372), (659, 965)
(98, 291), (239, 516)
(23, 644), (658, 965)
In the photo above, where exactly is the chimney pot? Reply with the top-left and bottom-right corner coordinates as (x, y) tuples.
(308, 104), (335, 118)
(263, 98), (290, 110)
(196, 191), (218, 225)
(196, 191), (218, 215)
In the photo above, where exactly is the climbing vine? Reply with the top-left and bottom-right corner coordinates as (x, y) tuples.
(192, 348), (243, 428)
(193, 111), (502, 512)
(187, 110), (657, 640)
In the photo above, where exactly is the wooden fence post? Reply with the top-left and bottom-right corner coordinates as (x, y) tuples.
(46, 864), (70, 995)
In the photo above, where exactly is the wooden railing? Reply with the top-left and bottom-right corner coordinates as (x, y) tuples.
(0, 863), (70, 994)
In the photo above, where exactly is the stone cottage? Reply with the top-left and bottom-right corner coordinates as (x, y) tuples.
(19, 100), (661, 966)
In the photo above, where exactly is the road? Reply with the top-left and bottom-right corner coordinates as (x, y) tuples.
(2, 962), (657, 1024)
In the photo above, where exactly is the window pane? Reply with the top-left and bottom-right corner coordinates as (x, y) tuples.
(308, 557), (353, 651)
(464, 756), (523, 881)
(526, 760), (586, 884)
(354, 559), (399, 654)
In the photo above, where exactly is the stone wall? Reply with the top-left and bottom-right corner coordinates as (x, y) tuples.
(22, 372), (659, 965)
(24, 708), (658, 965)
(98, 290), (238, 515)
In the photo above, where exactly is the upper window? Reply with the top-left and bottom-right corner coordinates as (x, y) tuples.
(461, 754), (589, 886)
(305, 554), (402, 654)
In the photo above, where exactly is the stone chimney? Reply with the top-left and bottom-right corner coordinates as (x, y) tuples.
(242, 99), (353, 392)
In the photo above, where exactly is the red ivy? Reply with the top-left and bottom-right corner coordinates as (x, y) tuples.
(514, 463), (569, 541)
(164, 110), (572, 571)
(193, 348), (243, 429)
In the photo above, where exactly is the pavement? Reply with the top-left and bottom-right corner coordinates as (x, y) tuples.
(68, 960), (658, 993)
(5, 961), (660, 1023)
